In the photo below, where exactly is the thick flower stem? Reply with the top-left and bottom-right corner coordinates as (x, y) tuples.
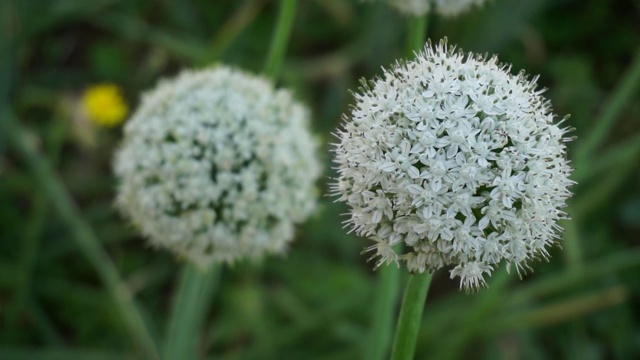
(365, 264), (402, 360)
(406, 15), (428, 59)
(390, 272), (433, 360)
(263, 0), (297, 80)
(163, 264), (221, 360)
(1, 110), (160, 360)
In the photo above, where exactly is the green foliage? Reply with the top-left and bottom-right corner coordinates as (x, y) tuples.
(1, 0), (640, 359)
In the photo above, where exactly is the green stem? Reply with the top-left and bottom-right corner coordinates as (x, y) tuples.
(1, 110), (159, 360)
(405, 15), (428, 59)
(263, 0), (297, 80)
(575, 47), (640, 163)
(163, 264), (221, 360)
(390, 272), (433, 360)
(365, 264), (402, 360)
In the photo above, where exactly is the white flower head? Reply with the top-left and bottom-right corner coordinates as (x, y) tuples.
(386, 0), (488, 17)
(114, 65), (321, 268)
(332, 40), (574, 291)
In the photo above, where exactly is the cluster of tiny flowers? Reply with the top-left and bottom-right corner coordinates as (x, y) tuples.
(332, 41), (573, 291)
(385, 0), (488, 17)
(114, 66), (321, 268)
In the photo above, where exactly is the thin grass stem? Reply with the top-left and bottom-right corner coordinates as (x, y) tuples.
(263, 0), (297, 80)
(406, 15), (428, 59)
(575, 48), (640, 163)
(1, 110), (160, 360)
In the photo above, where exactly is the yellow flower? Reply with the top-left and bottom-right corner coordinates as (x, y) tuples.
(82, 83), (128, 127)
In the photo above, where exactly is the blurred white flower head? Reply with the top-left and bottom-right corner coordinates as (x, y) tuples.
(386, 0), (488, 16)
(332, 40), (574, 291)
(387, 0), (430, 16)
(114, 66), (321, 268)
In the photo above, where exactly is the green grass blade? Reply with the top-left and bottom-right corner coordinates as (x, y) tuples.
(508, 247), (640, 306)
(25, 296), (66, 346)
(560, 217), (583, 271)
(405, 15), (428, 59)
(3, 196), (46, 343)
(4, 110), (69, 343)
(1, 110), (160, 360)
(575, 48), (640, 163)
(263, 0), (297, 80)
(0, 348), (134, 360)
(163, 264), (221, 360)
(493, 286), (628, 333)
(92, 12), (207, 64)
(572, 132), (640, 183)
(209, 0), (268, 60)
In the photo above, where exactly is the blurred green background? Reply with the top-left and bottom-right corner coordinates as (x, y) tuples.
(1, 0), (640, 359)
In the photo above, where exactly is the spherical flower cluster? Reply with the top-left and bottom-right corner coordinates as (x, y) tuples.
(386, 0), (488, 17)
(114, 66), (321, 268)
(332, 41), (574, 290)
(82, 83), (128, 127)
